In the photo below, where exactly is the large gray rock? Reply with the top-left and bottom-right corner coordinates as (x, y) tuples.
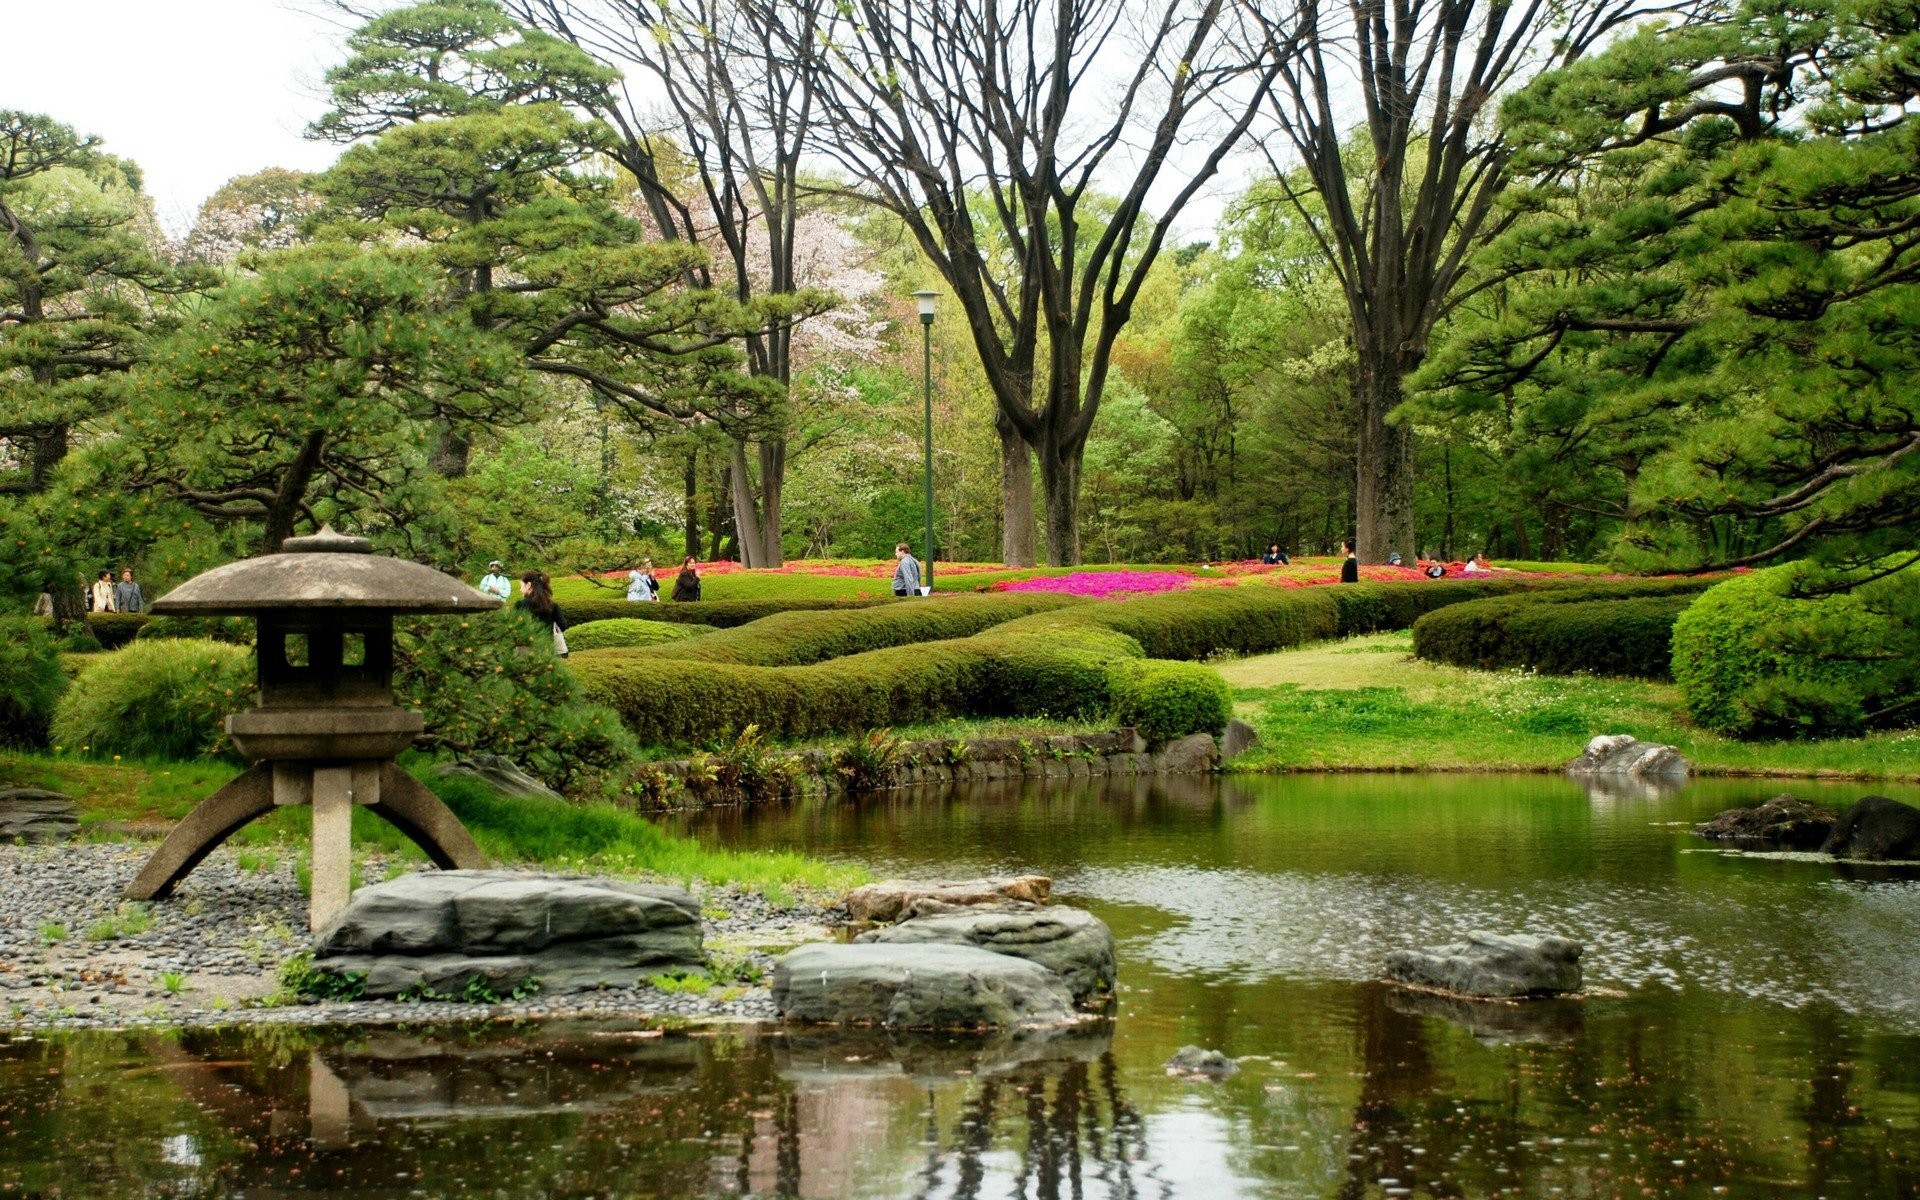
(773, 943), (1077, 1029)
(1152, 732), (1220, 774)
(1219, 719), (1260, 762)
(1566, 734), (1689, 779)
(1695, 793), (1837, 849)
(313, 870), (701, 996)
(1821, 795), (1920, 861)
(857, 905), (1116, 1002)
(0, 788), (78, 843)
(1384, 931), (1583, 999)
(844, 876), (1051, 923)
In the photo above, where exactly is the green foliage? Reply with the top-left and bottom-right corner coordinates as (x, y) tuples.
(559, 595), (896, 628)
(832, 728), (907, 791)
(1109, 660), (1234, 743)
(133, 614), (252, 644)
(563, 618), (707, 651)
(1412, 581), (1713, 679)
(0, 618), (67, 747)
(50, 639), (253, 760)
(85, 613), (147, 649)
(636, 593), (1082, 666)
(394, 609), (636, 793)
(277, 952), (367, 1002)
(1671, 560), (1920, 738)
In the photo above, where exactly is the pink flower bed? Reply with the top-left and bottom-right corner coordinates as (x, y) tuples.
(993, 570), (1195, 598)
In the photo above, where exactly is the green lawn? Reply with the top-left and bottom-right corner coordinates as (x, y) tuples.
(1221, 633), (1920, 780)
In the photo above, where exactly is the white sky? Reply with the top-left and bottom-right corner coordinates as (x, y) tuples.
(1, 1), (352, 236)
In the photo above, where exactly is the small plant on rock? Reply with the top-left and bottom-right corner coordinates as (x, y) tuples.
(277, 952), (367, 1002)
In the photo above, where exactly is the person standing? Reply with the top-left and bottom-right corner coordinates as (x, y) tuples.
(626, 558), (659, 602)
(1339, 541), (1360, 584)
(516, 571), (570, 657)
(671, 556), (702, 602)
(111, 568), (144, 614)
(90, 570), (116, 613)
(892, 542), (923, 597)
(478, 561), (513, 602)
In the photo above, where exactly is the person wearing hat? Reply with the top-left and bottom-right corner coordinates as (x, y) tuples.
(478, 561), (513, 602)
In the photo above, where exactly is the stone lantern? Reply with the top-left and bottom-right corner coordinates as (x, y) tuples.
(125, 527), (496, 929)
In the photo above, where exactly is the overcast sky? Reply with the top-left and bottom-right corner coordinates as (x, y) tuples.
(3, 1), (351, 236)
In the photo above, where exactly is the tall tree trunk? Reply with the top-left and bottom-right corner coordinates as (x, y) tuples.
(707, 460), (732, 561)
(727, 438), (787, 569)
(1353, 354), (1417, 563)
(428, 424), (471, 479)
(727, 441), (766, 569)
(261, 430), (327, 553)
(1039, 438), (1084, 567)
(682, 451), (701, 560)
(998, 414), (1036, 567)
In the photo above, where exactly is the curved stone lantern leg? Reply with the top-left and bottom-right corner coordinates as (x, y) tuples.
(125, 763), (486, 925)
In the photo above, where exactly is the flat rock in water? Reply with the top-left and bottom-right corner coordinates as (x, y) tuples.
(845, 876), (1051, 923)
(314, 870), (701, 996)
(1821, 795), (1920, 861)
(1694, 793), (1837, 849)
(1566, 734), (1689, 779)
(0, 788), (78, 843)
(1385, 931), (1583, 999)
(772, 942), (1076, 1030)
(856, 905), (1116, 1002)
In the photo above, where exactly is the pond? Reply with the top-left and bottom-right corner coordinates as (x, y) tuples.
(5, 772), (1919, 1198)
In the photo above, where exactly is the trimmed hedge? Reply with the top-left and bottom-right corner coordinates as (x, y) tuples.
(574, 578), (1588, 748)
(1411, 580), (1713, 679)
(565, 618), (713, 651)
(1109, 660), (1233, 743)
(50, 639), (255, 760)
(634, 593), (1084, 666)
(85, 612), (148, 648)
(135, 614), (253, 643)
(561, 596), (896, 629)
(1671, 561), (1920, 737)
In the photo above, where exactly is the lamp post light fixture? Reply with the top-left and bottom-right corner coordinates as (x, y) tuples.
(913, 289), (939, 592)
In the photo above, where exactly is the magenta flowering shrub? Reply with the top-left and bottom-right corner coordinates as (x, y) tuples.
(996, 571), (1194, 599)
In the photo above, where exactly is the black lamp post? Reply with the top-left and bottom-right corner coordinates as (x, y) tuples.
(913, 290), (938, 591)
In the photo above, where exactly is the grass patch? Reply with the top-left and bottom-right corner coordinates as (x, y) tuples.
(1225, 633), (1920, 779)
(84, 903), (154, 942)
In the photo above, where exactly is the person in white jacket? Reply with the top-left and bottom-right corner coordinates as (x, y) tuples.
(478, 561), (513, 602)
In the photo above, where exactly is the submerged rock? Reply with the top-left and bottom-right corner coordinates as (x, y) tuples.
(1384, 931), (1583, 999)
(1821, 796), (1920, 861)
(1165, 1045), (1238, 1078)
(856, 905), (1116, 1002)
(773, 942), (1077, 1029)
(314, 870), (702, 996)
(844, 876), (1052, 924)
(1566, 734), (1689, 779)
(1694, 794), (1838, 849)
(0, 788), (78, 843)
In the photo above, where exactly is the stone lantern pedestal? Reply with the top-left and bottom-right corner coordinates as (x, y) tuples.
(125, 528), (498, 929)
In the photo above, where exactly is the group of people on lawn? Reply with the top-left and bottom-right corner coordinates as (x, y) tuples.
(1268, 542), (1497, 582)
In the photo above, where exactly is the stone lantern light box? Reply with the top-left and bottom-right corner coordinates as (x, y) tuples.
(125, 527), (496, 929)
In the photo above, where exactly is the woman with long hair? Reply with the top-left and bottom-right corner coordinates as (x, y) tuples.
(515, 571), (570, 657)
(671, 556), (702, 603)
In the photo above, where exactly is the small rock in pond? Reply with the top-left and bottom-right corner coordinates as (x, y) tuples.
(1694, 793), (1837, 849)
(856, 905), (1116, 1003)
(1566, 734), (1689, 779)
(773, 942), (1076, 1030)
(1165, 1045), (1237, 1078)
(1820, 795), (1920, 861)
(844, 876), (1051, 924)
(1384, 931), (1582, 999)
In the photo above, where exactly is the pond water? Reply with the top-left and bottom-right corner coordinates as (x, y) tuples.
(6, 773), (1920, 1199)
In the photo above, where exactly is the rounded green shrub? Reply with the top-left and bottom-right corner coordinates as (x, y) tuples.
(565, 618), (711, 651)
(563, 596), (895, 628)
(1109, 660), (1233, 744)
(1671, 561), (1920, 737)
(0, 618), (68, 747)
(51, 639), (255, 760)
(134, 614), (253, 644)
(85, 612), (148, 648)
(1413, 582), (1708, 679)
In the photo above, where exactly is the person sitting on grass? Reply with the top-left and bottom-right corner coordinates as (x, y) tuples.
(892, 542), (923, 597)
(1462, 552), (1493, 575)
(672, 556), (702, 602)
(1262, 543), (1290, 565)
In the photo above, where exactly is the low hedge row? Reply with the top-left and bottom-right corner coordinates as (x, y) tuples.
(565, 618), (713, 651)
(561, 596), (895, 629)
(1413, 592), (1701, 679)
(86, 612), (148, 648)
(632, 593), (1084, 667)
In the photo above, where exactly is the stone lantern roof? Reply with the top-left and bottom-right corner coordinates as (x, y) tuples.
(150, 526), (499, 616)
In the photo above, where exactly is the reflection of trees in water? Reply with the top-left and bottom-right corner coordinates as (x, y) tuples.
(895, 1051), (1160, 1200)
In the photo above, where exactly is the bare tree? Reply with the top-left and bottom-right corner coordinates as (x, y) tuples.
(1250, 0), (1668, 562)
(513, 0), (847, 568)
(783, 0), (1278, 565)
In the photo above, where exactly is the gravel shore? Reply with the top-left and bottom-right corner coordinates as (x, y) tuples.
(0, 842), (842, 1032)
